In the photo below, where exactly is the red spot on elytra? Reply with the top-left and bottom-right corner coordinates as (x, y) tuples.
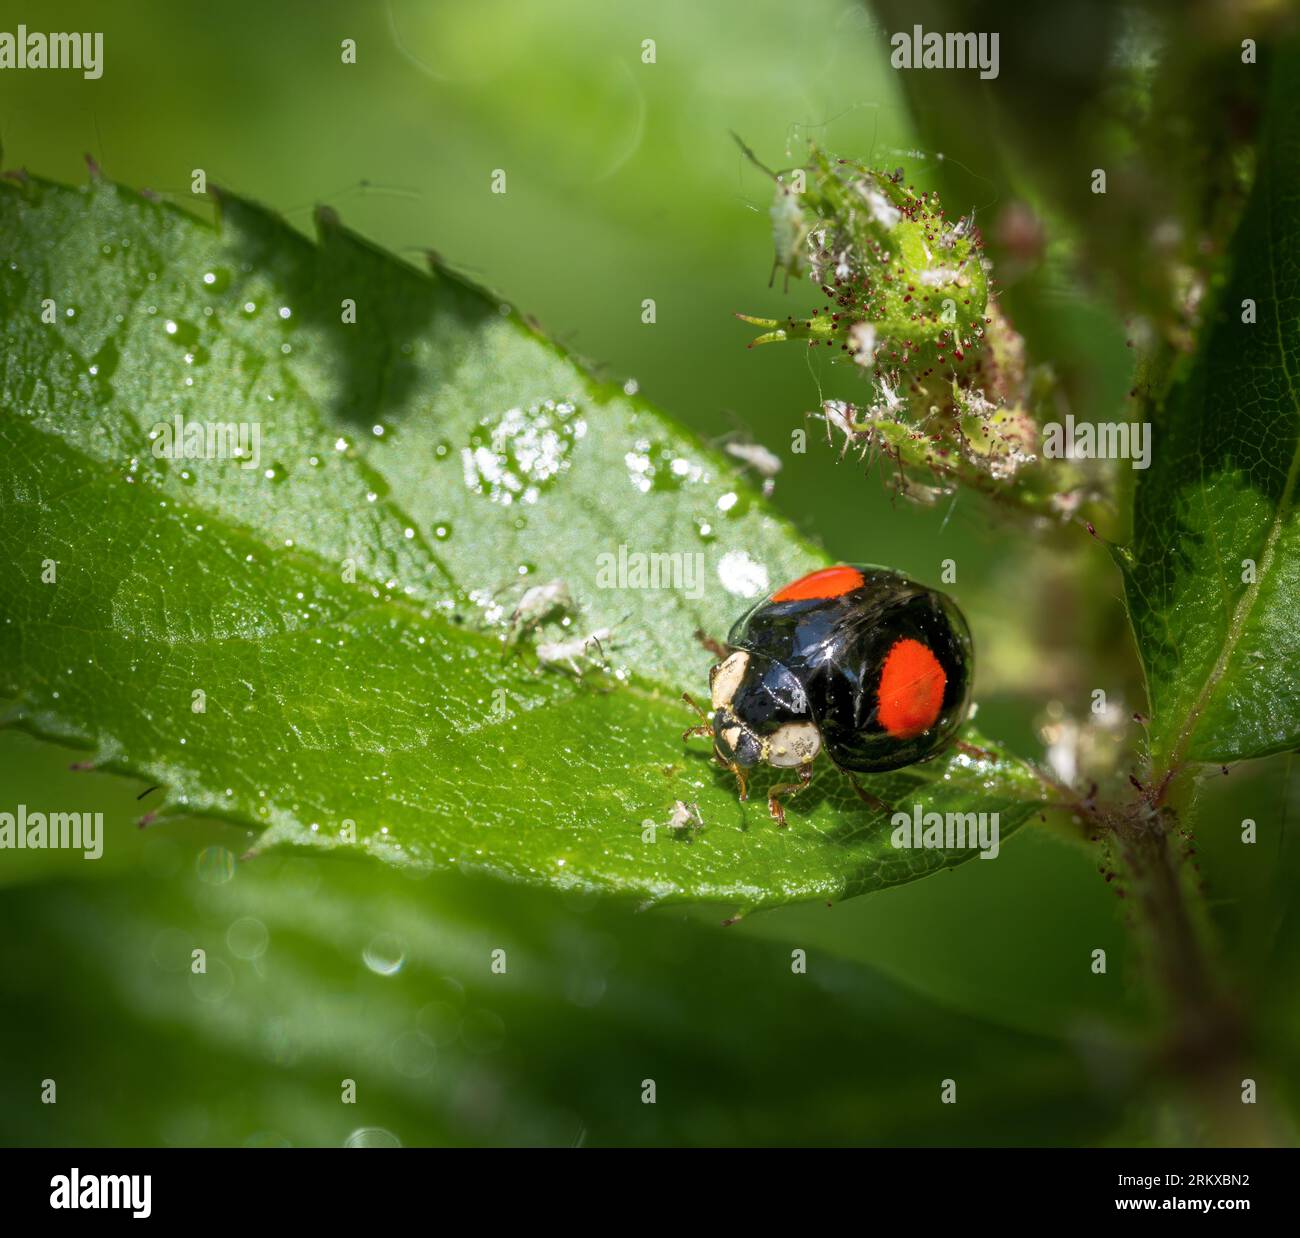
(772, 565), (865, 603)
(876, 639), (946, 739)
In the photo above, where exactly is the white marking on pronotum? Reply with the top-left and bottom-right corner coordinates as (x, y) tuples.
(710, 651), (749, 710)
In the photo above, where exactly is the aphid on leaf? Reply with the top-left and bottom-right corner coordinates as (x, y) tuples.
(723, 438), (782, 496)
(666, 799), (703, 834)
(684, 565), (973, 826)
(770, 186), (811, 286)
(537, 627), (614, 676)
(810, 400), (878, 461)
(729, 131), (816, 288)
(505, 579), (573, 645)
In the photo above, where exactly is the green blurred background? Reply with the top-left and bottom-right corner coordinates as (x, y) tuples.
(1, 0), (1295, 1145)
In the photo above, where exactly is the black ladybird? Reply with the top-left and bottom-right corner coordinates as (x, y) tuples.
(683, 565), (973, 824)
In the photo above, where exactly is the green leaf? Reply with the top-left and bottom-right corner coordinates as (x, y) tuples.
(0, 174), (1055, 908)
(1122, 46), (1300, 775)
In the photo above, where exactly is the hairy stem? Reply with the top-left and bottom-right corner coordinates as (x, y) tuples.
(1111, 786), (1287, 1144)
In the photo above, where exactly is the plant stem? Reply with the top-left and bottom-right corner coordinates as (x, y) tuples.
(1111, 789), (1287, 1144)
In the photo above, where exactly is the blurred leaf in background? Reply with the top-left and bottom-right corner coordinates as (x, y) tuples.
(0, 732), (1131, 1148)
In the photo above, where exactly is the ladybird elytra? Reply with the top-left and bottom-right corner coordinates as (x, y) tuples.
(875, 637), (948, 739)
(770, 564), (865, 602)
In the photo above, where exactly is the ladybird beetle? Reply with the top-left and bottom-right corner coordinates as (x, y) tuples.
(684, 564), (973, 825)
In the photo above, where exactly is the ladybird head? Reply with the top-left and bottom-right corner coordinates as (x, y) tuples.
(711, 710), (765, 768)
(707, 650), (821, 770)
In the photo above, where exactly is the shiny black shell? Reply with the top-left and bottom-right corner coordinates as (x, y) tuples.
(725, 565), (972, 772)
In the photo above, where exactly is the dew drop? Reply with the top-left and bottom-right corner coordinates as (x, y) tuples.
(362, 933), (406, 976)
(461, 398), (584, 505)
(345, 1127), (402, 1149)
(226, 917), (269, 960)
(196, 845), (236, 885)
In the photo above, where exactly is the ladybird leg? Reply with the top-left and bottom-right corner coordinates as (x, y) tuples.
(955, 738), (997, 763)
(692, 629), (730, 661)
(682, 724), (713, 744)
(768, 764), (814, 828)
(847, 774), (896, 816)
(720, 757), (749, 803)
